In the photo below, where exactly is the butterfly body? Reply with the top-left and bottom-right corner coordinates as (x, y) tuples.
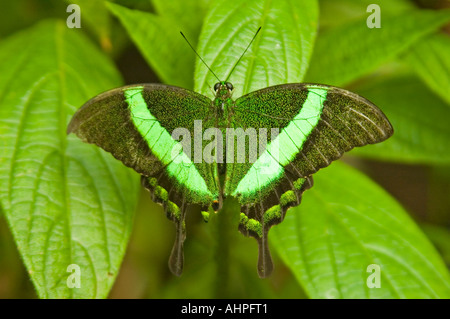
(68, 82), (393, 277)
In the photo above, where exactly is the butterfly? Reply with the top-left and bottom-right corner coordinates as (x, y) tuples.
(67, 30), (393, 278)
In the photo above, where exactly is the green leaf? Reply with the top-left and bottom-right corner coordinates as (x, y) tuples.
(195, 0), (319, 97)
(319, 0), (414, 30)
(0, 20), (139, 298)
(352, 74), (450, 164)
(403, 33), (450, 106)
(271, 161), (450, 299)
(0, 0), (67, 39)
(306, 9), (450, 86)
(150, 0), (211, 38)
(108, 1), (210, 89)
(64, 0), (112, 50)
(421, 224), (450, 267)
(428, 165), (450, 224)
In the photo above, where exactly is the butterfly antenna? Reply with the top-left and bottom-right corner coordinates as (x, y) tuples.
(225, 26), (261, 82)
(180, 31), (221, 83)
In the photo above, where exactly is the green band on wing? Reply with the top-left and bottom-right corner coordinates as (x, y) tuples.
(277, 88), (327, 164)
(232, 88), (327, 198)
(124, 87), (213, 198)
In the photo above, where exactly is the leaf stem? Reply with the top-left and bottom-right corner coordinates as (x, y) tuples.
(212, 199), (239, 298)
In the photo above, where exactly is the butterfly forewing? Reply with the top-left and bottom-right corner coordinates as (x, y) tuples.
(229, 83), (393, 202)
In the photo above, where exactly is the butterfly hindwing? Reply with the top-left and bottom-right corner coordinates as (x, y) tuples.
(67, 84), (219, 275)
(227, 83), (393, 277)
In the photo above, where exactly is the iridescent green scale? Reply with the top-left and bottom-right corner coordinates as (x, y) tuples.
(68, 80), (393, 277)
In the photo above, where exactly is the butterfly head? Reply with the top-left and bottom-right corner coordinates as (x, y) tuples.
(214, 81), (233, 101)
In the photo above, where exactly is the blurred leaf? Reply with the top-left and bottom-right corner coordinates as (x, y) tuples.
(421, 224), (450, 267)
(427, 165), (450, 224)
(404, 33), (450, 106)
(195, 0), (319, 97)
(151, 0), (211, 39)
(319, 0), (414, 30)
(351, 74), (450, 164)
(271, 162), (450, 298)
(0, 216), (36, 298)
(108, 1), (210, 89)
(155, 199), (303, 298)
(306, 9), (450, 86)
(65, 0), (111, 50)
(0, 20), (139, 298)
(0, 0), (67, 39)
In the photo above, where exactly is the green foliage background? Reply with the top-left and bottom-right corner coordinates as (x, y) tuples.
(0, 0), (449, 298)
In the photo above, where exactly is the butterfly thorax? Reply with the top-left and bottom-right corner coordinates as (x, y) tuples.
(213, 81), (234, 118)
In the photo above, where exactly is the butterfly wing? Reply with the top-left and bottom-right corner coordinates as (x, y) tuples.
(67, 84), (219, 275)
(227, 83), (393, 277)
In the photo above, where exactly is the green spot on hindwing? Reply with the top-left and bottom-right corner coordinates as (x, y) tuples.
(280, 190), (297, 208)
(201, 211), (210, 223)
(246, 219), (262, 238)
(239, 213), (249, 225)
(166, 201), (180, 219)
(154, 185), (168, 202)
(293, 177), (306, 190)
(148, 177), (158, 188)
(264, 205), (282, 225)
(239, 213), (262, 238)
